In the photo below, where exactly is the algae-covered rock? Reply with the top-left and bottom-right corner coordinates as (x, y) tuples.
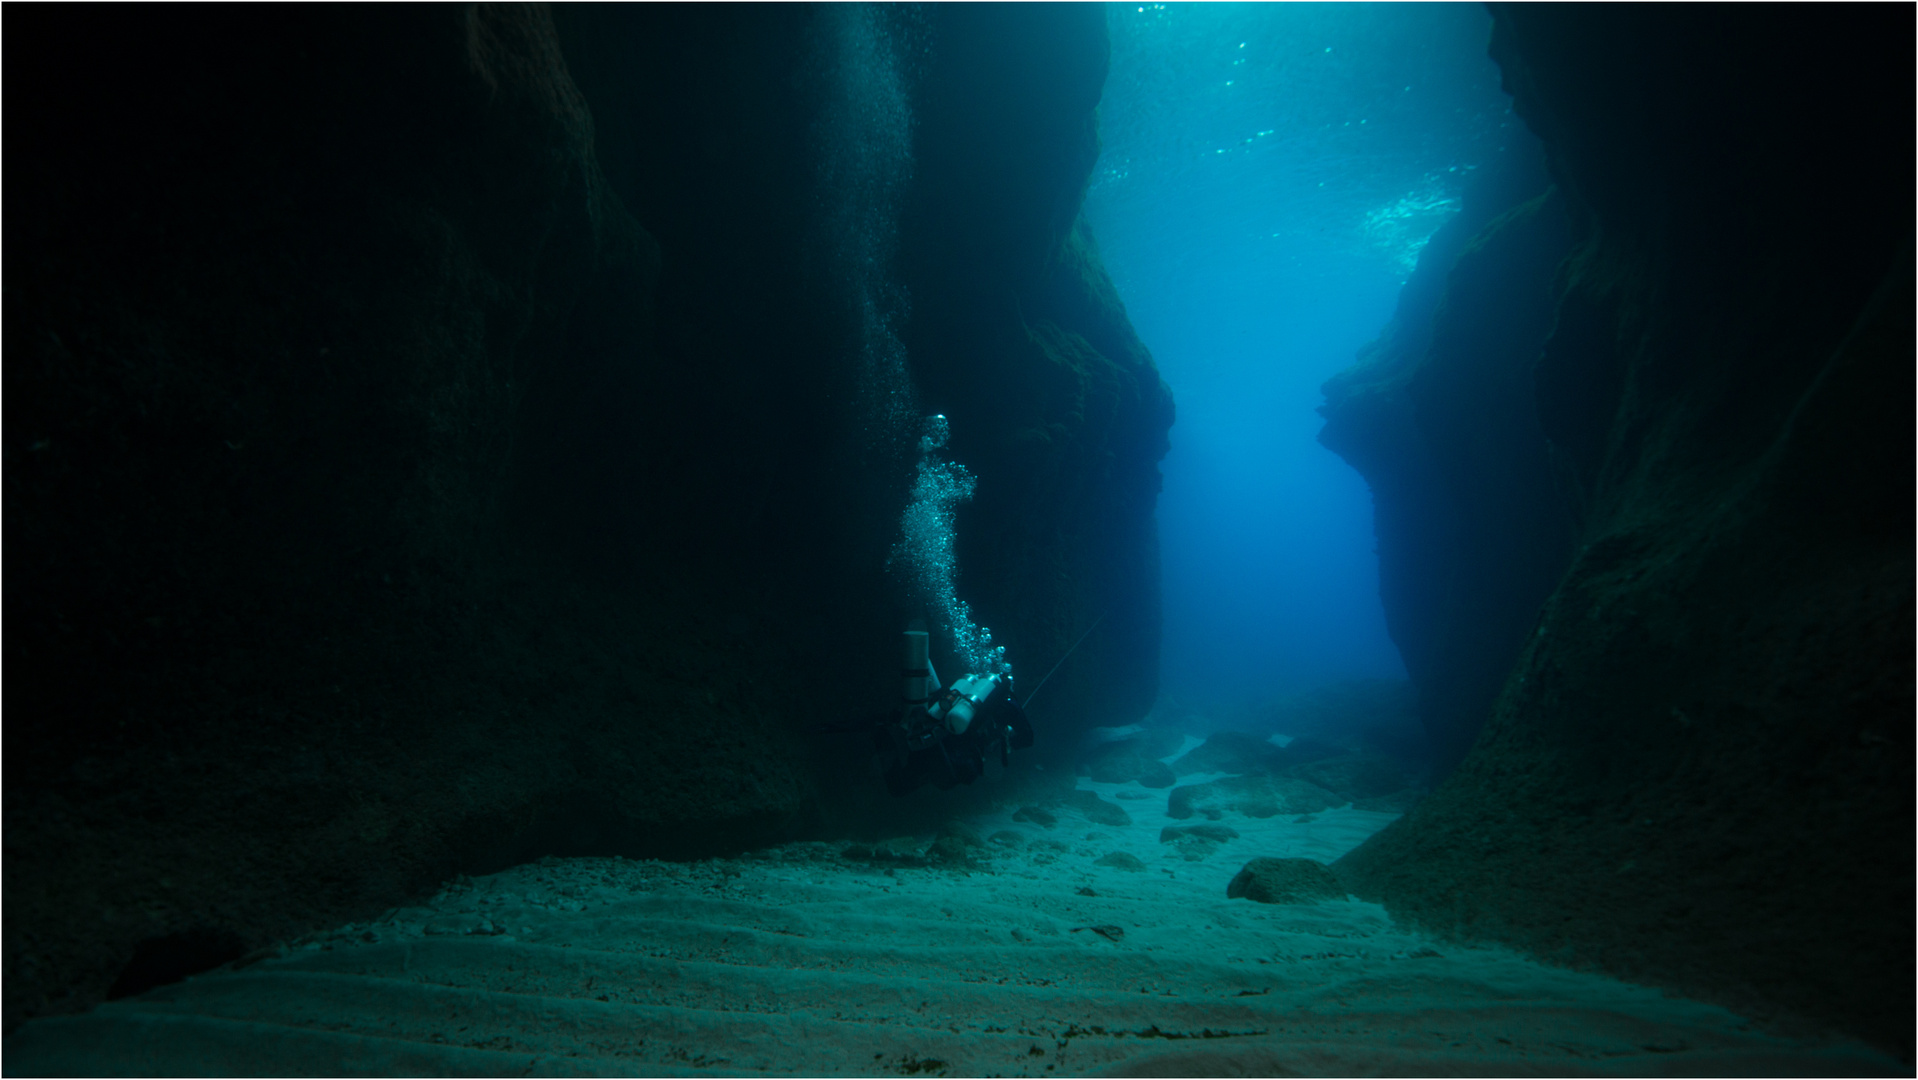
(1226, 858), (1347, 905)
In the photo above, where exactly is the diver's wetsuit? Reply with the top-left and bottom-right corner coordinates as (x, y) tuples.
(881, 695), (1033, 796)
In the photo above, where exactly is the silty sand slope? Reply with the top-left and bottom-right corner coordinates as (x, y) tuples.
(6, 772), (1900, 1077)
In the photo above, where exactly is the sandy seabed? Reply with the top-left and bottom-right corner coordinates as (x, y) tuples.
(6, 768), (1901, 1077)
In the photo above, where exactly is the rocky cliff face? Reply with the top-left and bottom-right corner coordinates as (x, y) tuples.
(1333, 5), (1913, 1055)
(900, 7), (1172, 741)
(1319, 141), (1576, 769)
(4, 5), (1167, 1031)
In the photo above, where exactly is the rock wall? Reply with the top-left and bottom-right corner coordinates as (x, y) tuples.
(4, 4), (1167, 1031)
(900, 6), (1173, 742)
(1335, 5), (1914, 1056)
(1319, 140), (1576, 768)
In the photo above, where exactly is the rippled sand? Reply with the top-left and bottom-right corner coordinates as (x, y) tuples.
(6, 774), (1898, 1076)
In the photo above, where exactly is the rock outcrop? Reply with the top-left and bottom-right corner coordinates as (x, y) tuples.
(5, 5), (1168, 1031)
(898, 6), (1174, 739)
(1333, 5), (1913, 1056)
(1227, 859), (1347, 905)
(1319, 138), (1575, 769)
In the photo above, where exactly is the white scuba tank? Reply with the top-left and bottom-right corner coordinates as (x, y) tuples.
(929, 672), (1004, 736)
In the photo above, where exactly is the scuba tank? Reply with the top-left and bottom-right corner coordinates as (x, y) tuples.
(904, 627), (1006, 735)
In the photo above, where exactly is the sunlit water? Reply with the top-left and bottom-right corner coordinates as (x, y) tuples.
(1083, 2), (1520, 703)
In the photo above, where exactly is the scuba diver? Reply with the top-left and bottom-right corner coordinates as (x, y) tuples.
(876, 627), (1033, 795)
(816, 617), (1099, 796)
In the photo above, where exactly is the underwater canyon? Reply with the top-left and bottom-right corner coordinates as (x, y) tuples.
(5, 3), (1911, 1073)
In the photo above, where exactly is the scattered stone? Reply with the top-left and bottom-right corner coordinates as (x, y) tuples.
(1225, 858), (1348, 905)
(1138, 760), (1178, 789)
(1171, 836), (1220, 862)
(1072, 924), (1125, 943)
(1159, 824), (1240, 843)
(1012, 806), (1057, 829)
(1077, 886), (1098, 896)
(927, 826), (986, 868)
(1166, 776), (1340, 821)
(1060, 790), (1132, 827)
(1095, 852), (1146, 872)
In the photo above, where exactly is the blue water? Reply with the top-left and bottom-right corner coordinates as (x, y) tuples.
(1082, 2), (1518, 704)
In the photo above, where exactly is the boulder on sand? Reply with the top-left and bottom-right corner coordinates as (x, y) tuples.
(1081, 729), (1186, 785)
(1159, 823), (1241, 862)
(1012, 806), (1057, 829)
(1226, 858), (1348, 905)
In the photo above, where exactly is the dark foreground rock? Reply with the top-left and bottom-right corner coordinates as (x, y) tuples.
(1332, 5), (1914, 1057)
(1227, 859), (1347, 905)
(4, 5), (1169, 1031)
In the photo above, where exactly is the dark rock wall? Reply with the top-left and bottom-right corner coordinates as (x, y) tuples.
(1320, 141), (1577, 768)
(5, 4), (1167, 1031)
(902, 6), (1173, 740)
(1335, 5), (1914, 1055)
